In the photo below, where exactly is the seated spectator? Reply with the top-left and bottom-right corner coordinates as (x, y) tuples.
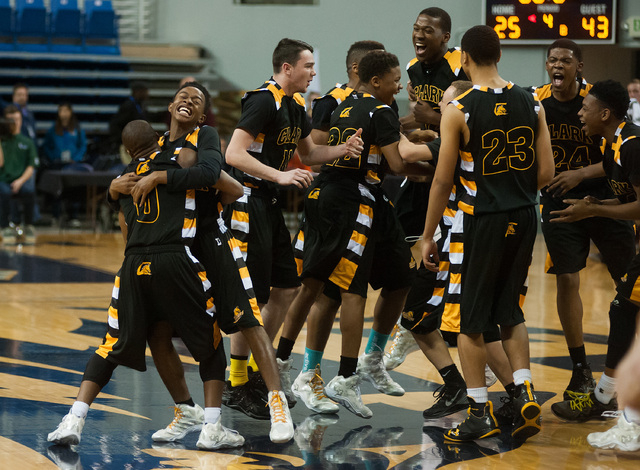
(42, 103), (88, 168)
(0, 105), (38, 244)
(12, 83), (36, 140)
(627, 79), (640, 125)
(42, 103), (90, 227)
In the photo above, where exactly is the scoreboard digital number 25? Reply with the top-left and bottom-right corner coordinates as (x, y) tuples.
(484, 0), (617, 44)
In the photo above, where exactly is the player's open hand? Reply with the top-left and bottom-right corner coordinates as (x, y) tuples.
(110, 172), (142, 196)
(131, 172), (161, 206)
(277, 168), (314, 189)
(546, 169), (583, 197)
(549, 197), (599, 223)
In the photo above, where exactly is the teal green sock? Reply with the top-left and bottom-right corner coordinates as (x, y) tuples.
(302, 348), (323, 372)
(365, 329), (390, 354)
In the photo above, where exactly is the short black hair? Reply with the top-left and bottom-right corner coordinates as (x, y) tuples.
(122, 120), (158, 155)
(173, 81), (212, 113)
(418, 7), (452, 34)
(272, 38), (314, 73)
(547, 39), (583, 62)
(461, 25), (501, 66)
(345, 40), (385, 72)
(590, 80), (630, 121)
(358, 50), (400, 84)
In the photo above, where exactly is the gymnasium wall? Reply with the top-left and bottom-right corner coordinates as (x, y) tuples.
(154, 0), (640, 107)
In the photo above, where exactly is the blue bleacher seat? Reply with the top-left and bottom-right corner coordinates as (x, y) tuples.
(50, 0), (83, 52)
(83, 0), (120, 55)
(15, 0), (48, 52)
(0, 0), (15, 51)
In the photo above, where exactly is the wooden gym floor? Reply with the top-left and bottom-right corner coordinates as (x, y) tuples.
(1, 228), (639, 469)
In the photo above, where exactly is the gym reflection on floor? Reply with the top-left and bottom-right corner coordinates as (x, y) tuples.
(1, 231), (639, 469)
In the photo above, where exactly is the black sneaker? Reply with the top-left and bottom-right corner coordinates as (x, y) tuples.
(223, 381), (270, 420)
(444, 399), (501, 442)
(247, 368), (269, 403)
(494, 395), (517, 427)
(423, 384), (469, 419)
(563, 365), (596, 400)
(551, 391), (617, 422)
(511, 381), (542, 441)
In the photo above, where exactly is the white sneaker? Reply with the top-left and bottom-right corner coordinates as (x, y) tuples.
(587, 414), (640, 451)
(48, 412), (85, 445)
(485, 364), (498, 387)
(152, 403), (204, 442)
(325, 374), (373, 419)
(196, 420), (245, 450)
(357, 351), (405, 396)
(383, 324), (419, 370)
(268, 390), (294, 443)
(292, 366), (340, 414)
(276, 357), (297, 407)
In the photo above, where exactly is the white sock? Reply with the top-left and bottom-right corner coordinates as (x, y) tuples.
(467, 387), (488, 404)
(623, 407), (640, 424)
(513, 368), (532, 386)
(204, 407), (221, 424)
(71, 401), (89, 419)
(594, 374), (616, 404)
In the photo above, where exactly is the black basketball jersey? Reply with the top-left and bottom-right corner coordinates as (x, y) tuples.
(601, 121), (640, 204)
(321, 92), (399, 186)
(454, 83), (540, 215)
(235, 78), (311, 191)
(120, 151), (197, 251)
(406, 48), (467, 129)
(536, 78), (610, 199)
(311, 83), (356, 132)
(157, 126), (224, 231)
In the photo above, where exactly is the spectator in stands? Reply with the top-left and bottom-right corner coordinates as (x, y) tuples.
(0, 105), (38, 244)
(42, 103), (87, 167)
(12, 83), (36, 140)
(627, 79), (640, 125)
(42, 103), (89, 227)
(109, 82), (151, 163)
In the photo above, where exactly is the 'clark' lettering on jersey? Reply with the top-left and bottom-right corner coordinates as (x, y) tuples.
(548, 123), (593, 144)
(413, 84), (444, 105)
(277, 126), (302, 145)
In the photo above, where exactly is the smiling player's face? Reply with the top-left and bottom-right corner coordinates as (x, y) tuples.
(169, 87), (206, 126)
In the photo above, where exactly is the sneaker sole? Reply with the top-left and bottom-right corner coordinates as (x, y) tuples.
(292, 388), (339, 414)
(587, 439), (640, 452)
(550, 404), (611, 423)
(325, 388), (372, 419)
(49, 434), (80, 446)
(152, 424), (202, 442)
(360, 376), (405, 397)
(196, 437), (245, 450)
(512, 402), (541, 441)
(444, 427), (501, 442)
(423, 402), (469, 419)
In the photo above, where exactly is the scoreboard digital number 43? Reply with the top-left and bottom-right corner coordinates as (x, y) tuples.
(483, 0), (617, 44)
